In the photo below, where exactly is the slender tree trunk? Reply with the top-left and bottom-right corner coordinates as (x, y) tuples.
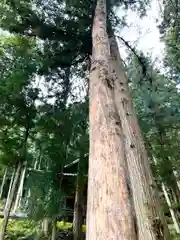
(42, 218), (51, 237)
(173, 170), (180, 195)
(73, 187), (84, 240)
(109, 32), (170, 239)
(34, 160), (38, 170)
(152, 155), (180, 234)
(170, 173), (180, 203)
(5, 169), (15, 210)
(38, 155), (42, 170)
(0, 168), (7, 200)
(86, 0), (137, 239)
(165, 162), (180, 202)
(25, 188), (31, 209)
(73, 160), (85, 240)
(157, 128), (180, 203)
(0, 163), (22, 240)
(51, 221), (56, 240)
(173, 170), (180, 190)
(13, 164), (26, 213)
(161, 183), (180, 234)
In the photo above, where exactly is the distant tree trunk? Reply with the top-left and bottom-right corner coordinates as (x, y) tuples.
(13, 164), (26, 213)
(51, 221), (56, 240)
(25, 188), (31, 209)
(157, 126), (180, 203)
(173, 170), (180, 195)
(5, 169), (15, 210)
(165, 161), (180, 203)
(0, 168), (7, 200)
(152, 155), (180, 234)
(173, 170), (180, 190)
(170, 172), (180, 203)
(73, 159), (85, 240)
(0, 162), (22, 240)
(162, 183), (180, 234)
(86, 0), (137, 239)
(73, 187), (84, 240)
(109, 31), (170, 239)
(42, 218), (51, 237)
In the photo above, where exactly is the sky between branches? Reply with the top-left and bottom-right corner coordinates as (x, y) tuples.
(119, 0), (164, 65)
(0, 0), (165, 101)
(37, 0), (167, 103)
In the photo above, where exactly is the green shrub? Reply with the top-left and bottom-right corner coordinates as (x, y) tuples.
(56, 221), (86, 232)
(0, 219), (177, 239)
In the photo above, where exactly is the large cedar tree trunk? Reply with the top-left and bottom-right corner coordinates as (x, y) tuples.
(86, 0), (137, 239)
(109, 32), (170, 240)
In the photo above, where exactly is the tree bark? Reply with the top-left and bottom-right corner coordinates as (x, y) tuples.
(25, 188), (31, 209)
(163, 160), (180, 203)
(5, 169), (15, 210)
(156, 127), (180, 203)
(0, 168), (7, 200)
(170, 172), (180, 203)
(86, 0), (137, 239)
(73, 186), (84, 240)
(0, 163), (22, 240)
(13, 164), (26, 213)
(109, 32), (170, 239)
(173, 170), (180, 196)
(152, 155), (180, 234)
(161, 183), (180, 234)
(42, 218), (51, 237)
(51, 221), (56, 240)
(73, 160), (85, 240)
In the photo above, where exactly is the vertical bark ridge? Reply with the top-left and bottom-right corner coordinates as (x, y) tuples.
(109, 31), (170, 240)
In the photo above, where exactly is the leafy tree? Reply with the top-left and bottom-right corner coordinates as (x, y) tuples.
(0, 35), (41, 240)
(159, 0), (180, 83)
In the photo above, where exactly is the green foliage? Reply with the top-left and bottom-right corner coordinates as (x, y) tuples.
(24, 99), (89, 221)
(169, 225), (180, 239)
(0, 219), (37, 240)
(126, 51), (180, 189)
(160, 0), (180, 82)
(0, 219), (86, 239)
(56, 221), (86, 232)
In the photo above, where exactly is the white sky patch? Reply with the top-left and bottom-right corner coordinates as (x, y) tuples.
(117, 0), (164, 66)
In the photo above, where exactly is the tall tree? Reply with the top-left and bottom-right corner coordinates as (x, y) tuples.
(0, 35), (40, 239)
(108, 31), (170, 239)
(72, 100), (88, 240)
(86, 0), (137, 239)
